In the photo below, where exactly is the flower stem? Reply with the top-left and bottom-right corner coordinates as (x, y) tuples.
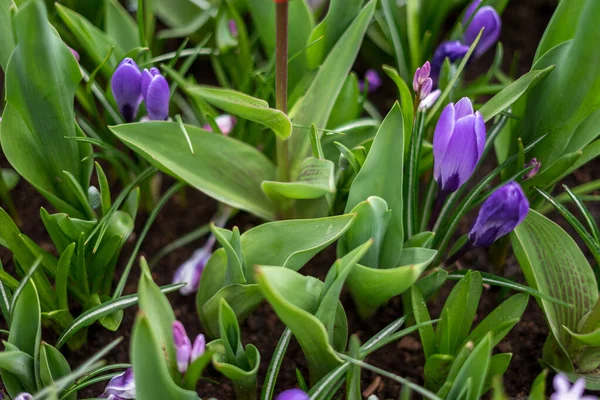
(275, 1), (290, 184)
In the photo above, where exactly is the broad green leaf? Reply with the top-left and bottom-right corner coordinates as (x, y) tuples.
(184, 85), (292, 139)
(138, 258), (178, 378)
(512, 210), (598, 357)
(1, 1), (92, 218)
(327, 74), (361, 129)
(445, 334), (492, 400)
(424, 354), (454, 392)
(104, 0), (140, 53)
(436, 271), (483, 356)
(0, 0), (15, 71)
(289, 1), (376, 173)
(110, 122), (276, 220)
(382, 65), (413, 153)
(0, 350), (36, 397)
(211, 339), (260, 400)
(463, 294), (528, 348)
(306, 0), (362, 68)
(404, 232), (435, 249)
(9, 280), (41, 359)
(56, 3), (123, 72)
(565, 326), (600, 347)
(484, 353), (512, 394)
(343, 103), (405, 268)
(255, 266), (343, 383)
(40, 343), (74, 400)
(131, 314), (199, 400)
(346, 247), (437, 318)
(262, 157), (335, 200)
(479, 66), (554, 122)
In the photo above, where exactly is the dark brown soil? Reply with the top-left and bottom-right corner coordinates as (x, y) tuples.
(1, 0), (581, 399)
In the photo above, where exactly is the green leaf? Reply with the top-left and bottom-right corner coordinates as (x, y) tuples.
(183, 85), (292, 139)
(104, 0), (140, 53)
(1, 1), (92, 218)
(436, 271), (482, 356)
(56, 3), (123, 74)
(464, 294), (528, 348)
(327, 74), (361, 129)
(255, 266), (343, 384)
(262, 157), (335, 200)
(382, 65), (413, 153)
(478, 66), (555, 122)
(411, 285), (437, 359)
(261, 328), (292, 400)
(528, 369), (548, 400)
(347, 247), (437, 318)
(289, 1), (376, 174)
(0, 0), (15, 71)
(9, 279), (41, 359)
(484, 353), (512, 394)
(56, 283), (183, 349)
(56, 243), (75, 311)
(0, 350), (36, 397)
(424, 354), (454, 392)
(343, 103), (405, 268)
(512, 210), (598, 357)
(306, 0), (362, 68)
(109, 122), (276, 220)
(40, 343), (74, 400)
(131, 314), (199, 400)
(346, 336), (362, 400)
(445, 334), (493, 400)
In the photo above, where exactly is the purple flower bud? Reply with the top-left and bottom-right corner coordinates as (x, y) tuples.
(172, 235), (216, 295)
(358, 69), (382, 93)
(523, 158), (541, 180)
(433, 98), (486, 194)
(418, 89), (441, 111)
(173, 321), (206, 374)
(141, 68), (170, 121)
(276, 389), (310, 400)
(229, 19), (239, 37)
(69, 47), (80, 63)
(100, 368), (136, 399)
(463, 1), (501, 58)
(14, 394), (33, 400)
(551, 373), (597, 400)
(419, 77), (433, 99)
(431, 41), (470, 85)
(203, 114), (238, 136)
(111, 58), (143, 123)
(413, 61), (431, 92)
(468, 181), (529, 248)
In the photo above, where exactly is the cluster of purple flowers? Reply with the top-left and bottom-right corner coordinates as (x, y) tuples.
(431, 0), (501, 84)
(111, 59), (170, 122)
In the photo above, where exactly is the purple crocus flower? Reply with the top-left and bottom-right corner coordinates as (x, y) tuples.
(463, 0), (501, 58)
(523, 158), (541, 180)
(551, 374), (597, 400)
(111, 58), (143, 123)
(141, 68), (170, 121)
(99, 368), (136, 399)
(173, 321), (206, 374)
(468, 181), (529, 248)
(413, 61), (432, 99)
(276, 389), (309, 400)
(433, 97), (486, 194)
(229, 19), (239, 37)
(172, 235), (216, 295)
(431, 41), (470, 85)
(418, 89), (441, 111)
(358, 69), (382, 93)
(14, 394), (33, 400)
(203, 114), (238, 136)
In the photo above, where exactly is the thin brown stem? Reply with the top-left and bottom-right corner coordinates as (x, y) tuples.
(275, 1), (290, 184)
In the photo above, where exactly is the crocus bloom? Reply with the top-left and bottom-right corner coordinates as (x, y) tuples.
(463, 0), (501, 58)
(413, 61), (432, 99)
(14, 394), (33, 400)
(99, 368), (136, 399)
(172, 235), (216, 295)
(111, 58), (143, 123)
(551, 374), (597, 400)
(203, 115), (237, 135)
(431, 41), (470, 85)
(173, 321), (206, 374)
(141, 68), (170, 121)
(229, 20), (238, 37)
(358, 69), (382, 93)
(276, 389), (310, 400)
(523, 158), (541, 180)
(433, 98), (486, 194)
(468, 181), (529, 248)
(418, 89), (441, 111)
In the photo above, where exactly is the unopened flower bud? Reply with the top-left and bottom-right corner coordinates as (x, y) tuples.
(141, 68), (170, 121)
(523, 158), (541, 180)
(463, 0), (501, 58)
(276, 389), (309, 400)
(358, 69), (382, 93)
(413, 61), (431, 92)
(111, 58), (143, 123)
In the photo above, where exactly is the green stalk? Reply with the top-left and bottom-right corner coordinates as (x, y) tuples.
(406, 111), (425, 237)
(275, 1), (290, 184)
